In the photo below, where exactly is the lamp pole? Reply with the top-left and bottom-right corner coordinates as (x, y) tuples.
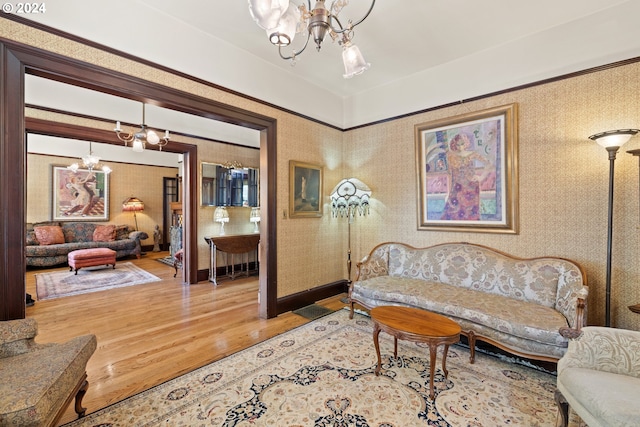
(604, 146), (618, 327)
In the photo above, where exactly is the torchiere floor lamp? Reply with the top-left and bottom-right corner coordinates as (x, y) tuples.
(589, 129), (639, 327)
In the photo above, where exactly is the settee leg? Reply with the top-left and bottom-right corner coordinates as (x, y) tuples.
(468, 331), (476, 364)
(75, 379), (89, 418)
(349, 301), (355, 319)
(554, 389), (569, 427)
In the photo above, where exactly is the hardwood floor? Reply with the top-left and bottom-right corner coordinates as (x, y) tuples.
(25, 251), (347, 426)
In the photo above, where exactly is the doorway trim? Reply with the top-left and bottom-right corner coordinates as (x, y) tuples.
(0, 40), (278, 320)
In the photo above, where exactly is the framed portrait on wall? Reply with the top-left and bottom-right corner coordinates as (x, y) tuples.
(289, 160), (323, 218)
(415, 103), (519, 233)
(52, 165), (110, 221)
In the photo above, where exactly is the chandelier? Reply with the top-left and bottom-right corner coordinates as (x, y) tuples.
(67, 141), (112, 174)
(248, 0), (375, 78)
(114, 103), (170, 152)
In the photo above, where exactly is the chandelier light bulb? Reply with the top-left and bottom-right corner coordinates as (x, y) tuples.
(267, 2), (299, 46)
(132, 138), (145, 153)
(146, 129), (160, 145)
(342, 42), (370, 79)
(248, 0), (289, 30)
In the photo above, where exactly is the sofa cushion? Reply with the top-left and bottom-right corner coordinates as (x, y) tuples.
(93, 225), (116, 242)
(558, 368), (640, 427)
(0, 334), (97, 426)
(33, 226), (65, 246)
(62, 222), (98, 243)
(352, 276), (568, 346)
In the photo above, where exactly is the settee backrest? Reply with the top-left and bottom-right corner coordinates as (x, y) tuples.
(374, 242), (584, 309)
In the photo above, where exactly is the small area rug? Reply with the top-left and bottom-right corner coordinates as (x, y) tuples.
(64, 309), (581, 426)
(35, 262), (161, 300)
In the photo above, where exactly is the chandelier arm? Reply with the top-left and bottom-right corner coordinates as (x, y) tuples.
(329, 0), (375, 35)
(278, 32), (311, 61)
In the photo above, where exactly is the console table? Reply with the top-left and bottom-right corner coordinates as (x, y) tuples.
(205, 234), (260, 285)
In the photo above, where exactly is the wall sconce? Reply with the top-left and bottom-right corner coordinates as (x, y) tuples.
(589, 128), (639, 326)
(214, 206), (229, 235)
(250, 207), (261, 233)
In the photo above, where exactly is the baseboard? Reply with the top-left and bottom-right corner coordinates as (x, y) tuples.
(276, 280), (349, 315)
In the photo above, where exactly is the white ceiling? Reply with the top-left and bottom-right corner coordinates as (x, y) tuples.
(21, 0), (640, 128)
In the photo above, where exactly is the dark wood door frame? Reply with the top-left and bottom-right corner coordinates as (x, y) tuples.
(0, 40), (278, 320)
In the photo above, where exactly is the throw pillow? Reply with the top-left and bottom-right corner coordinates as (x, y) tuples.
(26, 230), (39, 246)
(93, 225), (116, 242)
(114, 225), (130, 240)
(33, 225), (65, 246)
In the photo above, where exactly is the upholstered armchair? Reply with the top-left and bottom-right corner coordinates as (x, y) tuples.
(0, 318), (97, 426)
(555, 326), (640, 427)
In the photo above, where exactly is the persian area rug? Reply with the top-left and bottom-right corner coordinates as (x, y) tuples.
(64, 309), (582, 427)
(35, 262), (161, 300)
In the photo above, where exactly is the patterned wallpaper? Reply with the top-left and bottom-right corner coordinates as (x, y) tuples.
(3, 18), (640, 329)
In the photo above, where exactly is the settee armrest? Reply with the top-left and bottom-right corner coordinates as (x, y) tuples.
(128, 231), (148, 241)
(558, 326), (640, 378)
(354, 256), (388, 282)
(353, 243), (392, 282)
(0, 318), (39, 357)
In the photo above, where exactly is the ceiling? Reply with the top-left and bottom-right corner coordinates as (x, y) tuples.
(20, 0), (640, 128)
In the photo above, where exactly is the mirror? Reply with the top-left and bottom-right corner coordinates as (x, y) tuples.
(201, 162), (259, 207)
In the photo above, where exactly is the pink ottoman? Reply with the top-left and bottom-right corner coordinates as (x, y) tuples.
(68, 248), (117, 274)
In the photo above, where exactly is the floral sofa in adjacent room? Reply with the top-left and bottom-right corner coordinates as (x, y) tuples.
(26, 221), (148, 267)
(349, 242), (588, 363)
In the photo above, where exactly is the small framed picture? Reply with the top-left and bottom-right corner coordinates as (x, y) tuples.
(289, 160), (323, 218)
(52, 165), (110, 221)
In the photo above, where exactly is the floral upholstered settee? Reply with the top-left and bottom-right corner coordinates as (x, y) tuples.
(26, 221), (148, 267)
(349, 242), (588, 363)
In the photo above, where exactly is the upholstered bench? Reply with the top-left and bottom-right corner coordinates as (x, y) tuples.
(68, 248), (116, 274)
(0, 318), (97, 426)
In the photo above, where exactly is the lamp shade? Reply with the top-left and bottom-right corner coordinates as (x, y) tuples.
(248, 0), (289, 30)
(214, 206), (230, 223)
(250, 207), (261, 223)
(589, 129), (639, 149)
(267, 2), (299, 46)
(122, 197), (144, 212)
(342, 42), (370, 79)
(330, 178), (372, 218)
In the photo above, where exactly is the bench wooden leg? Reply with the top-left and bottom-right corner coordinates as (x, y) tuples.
(74, 379), (89, 418)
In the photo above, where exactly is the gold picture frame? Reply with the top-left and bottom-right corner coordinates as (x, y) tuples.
(415, 103), (519, 233)
(289, 160), (323, 218)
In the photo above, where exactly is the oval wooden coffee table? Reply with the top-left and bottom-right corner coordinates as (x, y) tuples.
(371, 305), (461, 400)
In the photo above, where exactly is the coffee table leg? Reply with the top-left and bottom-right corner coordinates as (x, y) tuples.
(393, 336), (398, 359)
(442, 344), (450, 378)
(373, 322), (382, 376)
(428, 343), (437, 400)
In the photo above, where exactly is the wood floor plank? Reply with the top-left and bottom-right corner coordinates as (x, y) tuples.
(25, 251), (347, 425)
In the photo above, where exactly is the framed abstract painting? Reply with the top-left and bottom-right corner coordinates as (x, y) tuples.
(415, 103), (519, 233)
(52, 165), (110, 221)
